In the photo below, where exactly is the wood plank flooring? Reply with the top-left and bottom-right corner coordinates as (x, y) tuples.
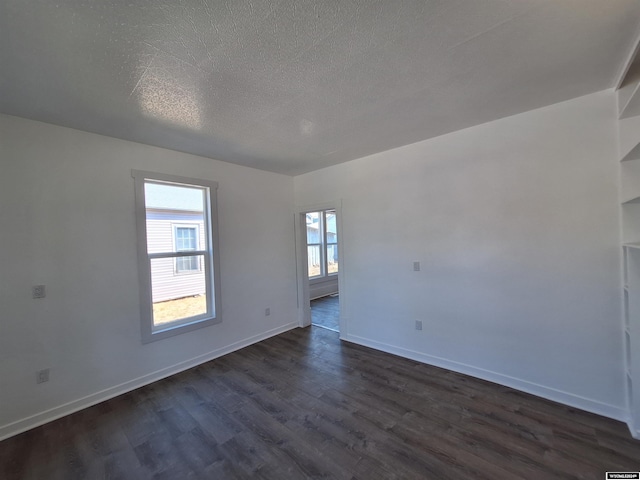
(311, 295), (339, 332)
(1, 326), (639, 479)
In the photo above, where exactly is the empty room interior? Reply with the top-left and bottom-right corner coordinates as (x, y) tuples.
(4, 1), (640, 478)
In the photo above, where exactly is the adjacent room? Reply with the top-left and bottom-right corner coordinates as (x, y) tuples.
(2, 0), (640, 478)
(307, 208), (340, 332)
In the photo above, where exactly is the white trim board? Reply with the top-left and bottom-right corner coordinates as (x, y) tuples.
(615, 25), (640, 90)
(341, 333), (627, 425)
(0, 322), (299, 441)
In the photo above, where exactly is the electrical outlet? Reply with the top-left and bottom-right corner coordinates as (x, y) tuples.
(32, 285), (46, 299)
(413, 262), (420, 272)
(265, 308), (271, 316)
(36, 368), (50, 384)
(415, 320), (423, 331)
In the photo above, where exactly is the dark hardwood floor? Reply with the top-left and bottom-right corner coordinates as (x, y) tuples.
(311, 295), (339, 332)
(1, 327), (639, 479)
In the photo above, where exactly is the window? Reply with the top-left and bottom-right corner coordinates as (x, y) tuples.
(132, 170), (221, 343)
(306, 209), (338, 279)
(173, 225), (200, 272)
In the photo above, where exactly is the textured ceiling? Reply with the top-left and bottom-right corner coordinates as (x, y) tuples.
(1, 1), (640, 175)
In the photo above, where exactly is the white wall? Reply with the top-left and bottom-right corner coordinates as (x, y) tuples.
(309, 276), (339, 300)
(0, 89), (626, 438)
(0, 114), (298, 439)
(295, 91), (625, 419)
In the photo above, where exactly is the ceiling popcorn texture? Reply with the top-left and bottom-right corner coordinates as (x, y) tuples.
(1, 0), (640, 175)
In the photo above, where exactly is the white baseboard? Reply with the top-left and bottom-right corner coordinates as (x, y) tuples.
(310, 284), (339, 300)
(627, 418), (640, 439)
(342, 333), (627, 423)
(0, 322), (298, 441)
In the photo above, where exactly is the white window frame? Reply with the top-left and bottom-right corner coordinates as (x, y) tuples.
(306, 212), (324, 279)
(324, 210), (338, 276)
(306, 209), (338, 283)
(132, 170), (222, 344)
(172, 223), (201, 274)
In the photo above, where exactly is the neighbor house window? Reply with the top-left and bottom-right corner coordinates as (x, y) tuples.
(132, 170), (221, 344)
(174, 225), (200, 272)
(306, 209), (338, 279)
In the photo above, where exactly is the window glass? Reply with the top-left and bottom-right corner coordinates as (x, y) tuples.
(306, 212), (321, 243)
(151, 256), (207, 325)
(305, 209), (338, 279)
(325, 211), (337, 241)
(327, 244), (339, 274)
(144, 183), (204, 254)
(307, 245), (321, 278)
(325, 210), (338, 274)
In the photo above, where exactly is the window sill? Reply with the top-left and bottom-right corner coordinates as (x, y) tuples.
(144, 315), (220, 344)
(309, 275), (339, 286)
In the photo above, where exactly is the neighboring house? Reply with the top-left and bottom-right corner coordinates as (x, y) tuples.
(146, 208), (206, 303)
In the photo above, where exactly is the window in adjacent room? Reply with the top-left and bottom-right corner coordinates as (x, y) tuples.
(306, 209), (338, 279)
(132, 170), (221, 344)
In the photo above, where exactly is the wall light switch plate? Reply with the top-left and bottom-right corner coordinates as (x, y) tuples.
(415, 320), (423, 330)
(32, 285), (46, 299)
(413, 262), (420, 271)
(36, 368), (50, 384)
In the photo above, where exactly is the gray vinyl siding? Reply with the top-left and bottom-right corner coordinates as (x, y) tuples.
(146, 208), (206, 303)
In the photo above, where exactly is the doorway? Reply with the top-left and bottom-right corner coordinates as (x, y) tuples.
(306, 209), (339, 332)
(295, 203), (343, 334)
